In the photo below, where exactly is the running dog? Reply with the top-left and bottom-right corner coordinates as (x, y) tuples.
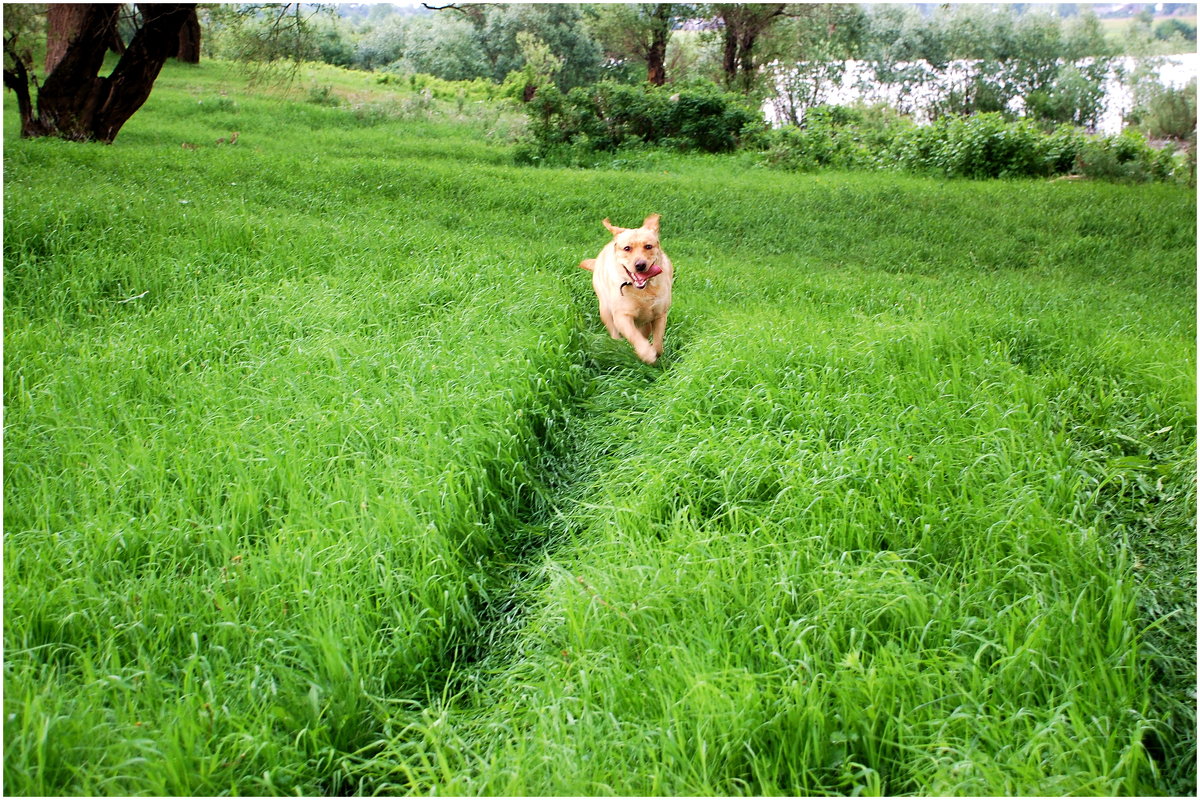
(578, 214), (673, 365)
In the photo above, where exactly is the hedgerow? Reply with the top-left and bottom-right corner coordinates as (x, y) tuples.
(883, 113), (1180, 181)
(760, 108), (1189, 183)
(515, 80), (762, 164)
(514, 78), (1188, 183)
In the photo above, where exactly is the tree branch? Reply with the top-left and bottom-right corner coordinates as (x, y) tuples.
(2, 54), (34, 128)
(421, 3), (493, 27)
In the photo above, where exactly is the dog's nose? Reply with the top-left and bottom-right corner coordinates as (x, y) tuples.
(634, 260), (648, 272)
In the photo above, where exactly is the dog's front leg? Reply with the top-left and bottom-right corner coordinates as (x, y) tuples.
(599, 303), (620, 339)
(614, 313), (658, 364)
(650, 312), (668, 357)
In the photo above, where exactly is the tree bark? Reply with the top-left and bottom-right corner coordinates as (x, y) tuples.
(645, 5), (670, 86)
(92, 5), (196, 141)
(35, 4), (123, 138)
(45, 4), (114, 74)
(722, 25), (739, 89)
(2, 49), (38, 136)
(176, 7), (201, 63)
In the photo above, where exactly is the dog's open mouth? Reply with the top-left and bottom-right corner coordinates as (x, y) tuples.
(625, 263), (663, 290)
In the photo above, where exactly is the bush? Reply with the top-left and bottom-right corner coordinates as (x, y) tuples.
(760, 104), (915, 172)
(375, 71), (500, 103)
(879, 113), (1179, 182)
(517, 82), (1185, 184)
(1024, 64), (1109, 128)
(306, 84), (340, 107)
(757, 111), (1187, 184)
(521, 81), (761, 158)
(1155, 17), (1197, 42)
(761, 125), (867, 172)
(1075, 129), (1180, 183)
(1130, 79), (1197, 141)
(1043, 124), (1087, 174)
(886, 113), (1057, 179)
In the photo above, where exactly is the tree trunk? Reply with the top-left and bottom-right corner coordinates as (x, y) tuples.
(35, 4), (123, 138)
(717, 4), (787, 93)
(646, 45), (666, 86)
(17, 4), (195, 143)
(721, 25), (739, 89)
(645, 5), (670, 86)
(2, 54), (38, 136)
(176, 7), (200, 63)
(737, 31), (758, 93)
(45, 4), (108, 74)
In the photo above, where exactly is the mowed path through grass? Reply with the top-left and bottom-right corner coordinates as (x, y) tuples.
(4, 61), (1196, 795)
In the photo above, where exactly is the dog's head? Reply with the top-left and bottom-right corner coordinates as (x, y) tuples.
(604, 214), (664, 290)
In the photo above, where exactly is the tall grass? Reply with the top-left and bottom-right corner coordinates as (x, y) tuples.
(4, 59), (1195, 795)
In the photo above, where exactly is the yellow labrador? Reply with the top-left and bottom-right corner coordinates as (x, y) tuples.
(578, 214), (673, 364)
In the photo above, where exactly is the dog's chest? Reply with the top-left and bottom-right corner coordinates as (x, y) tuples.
(623, 283), (671, 323)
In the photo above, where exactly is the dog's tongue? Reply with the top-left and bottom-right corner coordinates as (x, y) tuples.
(632, 263), (664, 289)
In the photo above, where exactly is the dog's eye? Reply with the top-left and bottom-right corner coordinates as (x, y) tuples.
(622, 245), (632, 252)
(644, 244), (653, 250)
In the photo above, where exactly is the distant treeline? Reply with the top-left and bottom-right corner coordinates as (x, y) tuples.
(200, 3), (1197, 95)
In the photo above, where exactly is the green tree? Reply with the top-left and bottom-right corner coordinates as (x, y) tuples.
(419, 4), (600, 90)
(1156, 18), (1197, 41)
(760, 4), (867, 124)
(859, 4), (1116, 127)
(931, 4), (1020, 117)
(707, 3), (790, 94)
(1123, 8), (1159, 55)
(203, 4), (329, 83)
(310, 13), (356, 68)
(585, 3), (685, 85)
(506, 31), (564, 101)
(369, 4), (397, 25)
(859, 5), (946, 116)
(1026, 10), (1115, 127)
(479, 4), (601, 90)
(354, 13), (408, 69)
(396, 14), (490, 81)
(1063, 10), (1117, 59)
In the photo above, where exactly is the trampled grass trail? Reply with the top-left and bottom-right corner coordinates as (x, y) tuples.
(3, 60), (1196, 795)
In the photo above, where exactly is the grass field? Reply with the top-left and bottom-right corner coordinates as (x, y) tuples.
(4, 60), (1196, 796)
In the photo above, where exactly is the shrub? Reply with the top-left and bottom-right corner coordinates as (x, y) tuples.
(375, 71), (500, 103)
(307, 84), (340, 107)
(758, 105), (910, 172)
(1043, 124), (1087, 174)
(521, 80), (761, 158)
(881, 113), (1178, 181)
(1075, 129), (1179, 183)
(1154, 17), (1197, 43)
(760, 125), (866, 172)
(778, 112), (1189, 183)
(518, 82), (1185, 184)
(1130, 78), (1197, 141)
(886, 113), (1055, 179)
(1024, 64), (1109, 128)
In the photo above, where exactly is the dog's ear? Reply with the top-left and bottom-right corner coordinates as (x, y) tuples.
(602, 218), (625, 236)
(642, 213), (661, 233)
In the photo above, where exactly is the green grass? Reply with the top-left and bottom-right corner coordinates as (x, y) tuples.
(4, 59), (1195, 796)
